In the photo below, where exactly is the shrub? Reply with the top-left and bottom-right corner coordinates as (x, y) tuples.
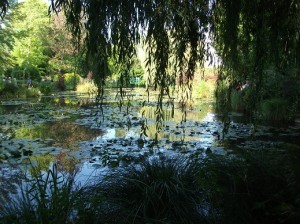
(193, 80), (215, 100)
(64, 73), (81, 91)
(56, 75), (66, 91)
(230, 90), (244, 111)
(0, 83), (19, 98)
(76, 79), (98, 96)
(215, 79), (231, 113)
(39, 82), (54, 95)
(25, 87), (41, 98)
(259, 98), (289, 121)
(0, 83), (41, 99)
(19, 64), (41, 81)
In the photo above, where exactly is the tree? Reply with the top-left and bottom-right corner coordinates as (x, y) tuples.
(9, 0), (52, 80)
(212, 0), (300, 119)
(48, 0), (212, 132)
(48, 11), (84, 75)
(0, 13), (14, 76)
(0, 0), (17, 76)
(2, 0), (298, 119)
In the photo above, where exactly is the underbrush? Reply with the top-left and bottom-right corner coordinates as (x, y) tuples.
(0, 83), (40, 98)
(1, 150), (299, 224)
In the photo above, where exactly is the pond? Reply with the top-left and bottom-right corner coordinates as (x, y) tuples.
(1, 88), (300, 200)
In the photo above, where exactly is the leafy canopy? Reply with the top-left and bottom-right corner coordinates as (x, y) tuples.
(1, 0), (299, 118)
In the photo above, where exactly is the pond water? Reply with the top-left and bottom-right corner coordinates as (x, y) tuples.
(1, 89), (300, 200)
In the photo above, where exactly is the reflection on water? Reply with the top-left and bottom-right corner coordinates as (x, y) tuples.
(95, 128), (139, 141)
(140, 103), (213, 123)
(136, 104), (215, 141)
(2, 90), (299, 194)
(15, 120), (104, 150)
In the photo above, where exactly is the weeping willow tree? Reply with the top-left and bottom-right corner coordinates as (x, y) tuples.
(212, 0), (300, 120)
(47, 0), (213, 135)
(1, 0), (299, 122)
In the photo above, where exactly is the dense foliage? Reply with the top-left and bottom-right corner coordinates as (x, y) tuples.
(213, 0), (300, 120)
(49, 0), (211, 107)
(46, 0), (299, 121)
(0, 0), (299, 118)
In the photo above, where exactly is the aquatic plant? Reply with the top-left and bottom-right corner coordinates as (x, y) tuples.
(78, 156), (205, 224)
(0, 164), (81, 224)
(1, 151), (300, 223)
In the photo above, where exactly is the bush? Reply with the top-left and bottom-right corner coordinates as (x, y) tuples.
(259, 98), (289, 121)
(193, 80), (215, 100)
(12, 64), (42, 81)
(64, 73), (81, 91)
(56, 75), (66, 91)
(76, 79), (98, 96)
(39, 82), (54, 95)
(0, 83), (41, 99)
(0, 83), (19, 97)
(230, 90), (244, 111)
(25, 87), (41, 98)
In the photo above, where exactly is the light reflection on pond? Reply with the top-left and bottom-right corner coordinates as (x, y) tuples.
(15, 120), (105, 150)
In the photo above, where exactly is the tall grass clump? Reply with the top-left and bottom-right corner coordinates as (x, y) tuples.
(1, 151), (299, 224)
(76, 79), (98, 96)
(79, 156), (205, 224)
(0, 164), (82, 224)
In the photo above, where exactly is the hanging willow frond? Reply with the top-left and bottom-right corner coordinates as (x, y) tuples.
(49, 0), (213, 136)
(48, 0), (300, 127)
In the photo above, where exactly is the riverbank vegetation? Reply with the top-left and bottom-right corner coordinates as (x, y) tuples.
(1, 150), (300, 224)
